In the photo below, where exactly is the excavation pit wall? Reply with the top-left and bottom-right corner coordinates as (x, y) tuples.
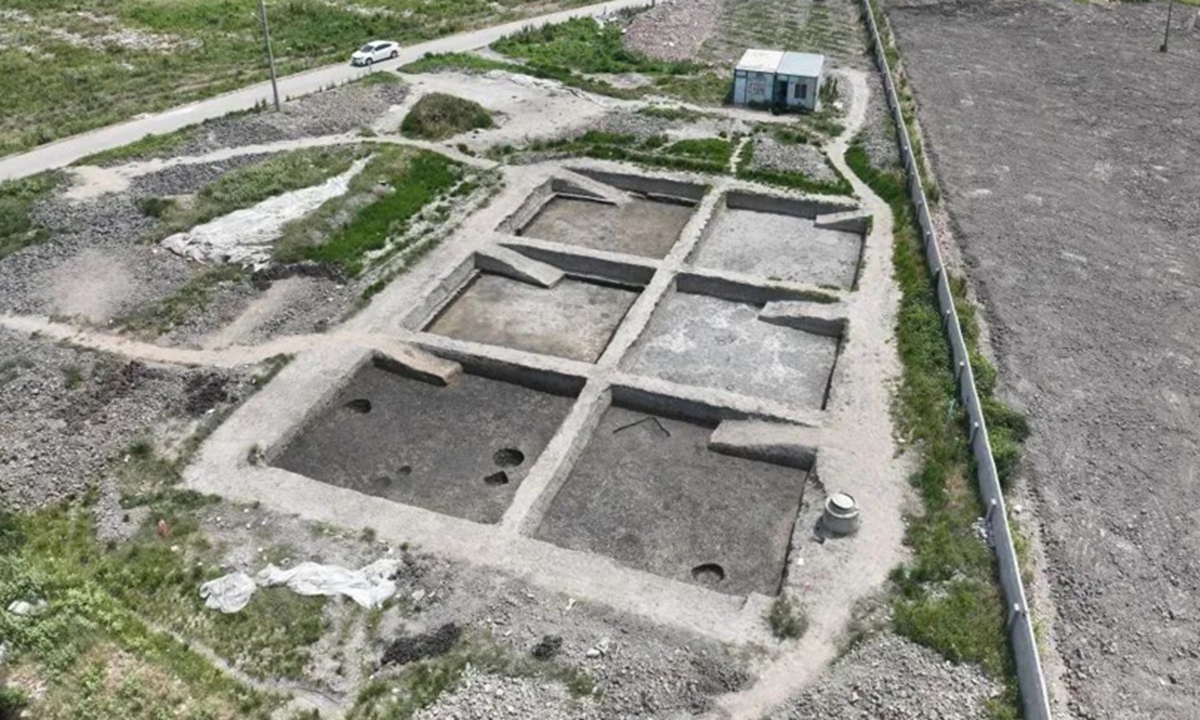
(184, 160), (906, 660)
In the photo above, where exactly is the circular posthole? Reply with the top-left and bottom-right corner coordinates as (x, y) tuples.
(484, 471), (510, 486)
(373, 474), (392, 488)
(691, 563), (725, 586)
(345, 398), (372, 414)
(493, 448), (525, 468)
(397, 465), (413, 476)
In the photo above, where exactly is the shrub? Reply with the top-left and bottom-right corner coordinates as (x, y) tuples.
(401, 94), (494, 141)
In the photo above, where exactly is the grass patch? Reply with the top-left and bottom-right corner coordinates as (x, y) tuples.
(400, 93), (494, 140)
(846, 136), (1022, 719)
(0, 172), (58, 260)
(493, 17), (699, 75)
(142, 145), (365, 243)
(504, 130), (735, 175)
(0, 504), (279, 719)
(766, 594), (809, 640)
(78, 129), (197, 167)
(274, 147), (463, 276)
(401, 51), (636, 99)
(346, 629), (594, 720)
(0, 0), (590, 158)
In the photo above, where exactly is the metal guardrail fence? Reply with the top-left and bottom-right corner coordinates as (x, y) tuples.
(857, 2), (1053, 718)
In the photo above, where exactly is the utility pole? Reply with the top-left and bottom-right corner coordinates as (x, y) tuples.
(257, 0), (281, 111)
(1160, 0), (1173, 53)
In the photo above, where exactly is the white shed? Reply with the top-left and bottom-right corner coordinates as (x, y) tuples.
(731, 49), (825, 112)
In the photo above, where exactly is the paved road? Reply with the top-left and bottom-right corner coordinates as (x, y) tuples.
(0, 0), (649, 182)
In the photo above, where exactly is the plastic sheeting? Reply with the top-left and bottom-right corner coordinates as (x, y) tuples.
(199, 559), (401, 613)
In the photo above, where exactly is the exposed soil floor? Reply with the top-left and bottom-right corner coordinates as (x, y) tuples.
(272, 362), (574, 524)
(692, 207), (863, 288)
(519, 196), (695, 259)
(534, 406), (807, 597)
(886, 0), (1200, 717)
(426, 273), (641, 362)
(625, 292), (840, 409)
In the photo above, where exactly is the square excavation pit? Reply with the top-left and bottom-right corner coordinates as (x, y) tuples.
(272, 360), (574, 524)
(426, 272), (640, 362)
(519, 196), (695, 259)
(535, 406), (806, 596)
(693, 207), (862, 289)
(625, 292), (839, 410)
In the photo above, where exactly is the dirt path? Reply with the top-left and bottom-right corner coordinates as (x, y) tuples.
(712, 67), (911, 720)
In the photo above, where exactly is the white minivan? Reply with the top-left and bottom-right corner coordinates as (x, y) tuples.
(350, 41), (399, 66)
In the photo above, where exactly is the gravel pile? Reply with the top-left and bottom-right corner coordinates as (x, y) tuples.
(858, 70), (901, 172)
(749, 135), (838, 183)
(623, 0), (720, 62)
(102, 81), (408, 164)
(0, 328), (254, 509)
(596, 110), (674, 140)
(0, 187), (193, 323)
(769, 633), (1003, 719)
(129, 152), (277, 197)
(410, 669), (582, 720)
(369, 557), (751, 718)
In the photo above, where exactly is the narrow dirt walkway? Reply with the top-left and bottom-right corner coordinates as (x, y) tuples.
(710, 67), (907, 720)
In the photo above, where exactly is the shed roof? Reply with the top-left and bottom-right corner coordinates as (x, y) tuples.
(735, 48), (785, 74)
(776, 51), (824, 78)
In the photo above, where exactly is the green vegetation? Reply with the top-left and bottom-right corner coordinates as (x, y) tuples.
(141, 145), (365, 242)
(766, 593), (809, 640)
(404, 18), (730, 106)
(0, 172), (58, 260)
(347, 629), (595, 720)
(400, 93), (495, 140)
(114, 265), (246, 338)
(503, 130), (736, 175)
(79, 130), (197, 167)
(0, 0), (587, 157)
(846, 136), (1024, 719)
(0, 502), (281, 719)
(492, 17), (699, 75)
(275, 148), (464, 276)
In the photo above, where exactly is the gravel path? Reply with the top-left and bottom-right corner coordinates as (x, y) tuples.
(887, 1), (1200, 718)
(768, 633), (1002, 720)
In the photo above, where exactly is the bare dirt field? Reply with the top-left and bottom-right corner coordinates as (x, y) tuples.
(886, 0), (1200, 717)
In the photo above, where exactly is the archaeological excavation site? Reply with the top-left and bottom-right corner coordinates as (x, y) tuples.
(8, 0), (1158, 717)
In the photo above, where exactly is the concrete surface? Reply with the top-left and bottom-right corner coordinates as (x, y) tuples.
(625, 291), (840, 410)
(520, 197), (695, 259)
(272, 361), (573, 524)
(426, 273), (639, 362)
(534, 406), (807, 596)
(692, 207), (863, 289)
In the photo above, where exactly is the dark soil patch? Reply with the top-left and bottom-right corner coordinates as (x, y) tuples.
(381, 623), (463, 667)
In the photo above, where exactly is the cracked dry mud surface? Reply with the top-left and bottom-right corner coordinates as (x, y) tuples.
(887, 0), (1200, 717)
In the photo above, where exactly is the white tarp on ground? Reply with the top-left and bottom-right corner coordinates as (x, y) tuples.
(199, 558), (401, 614)
(199, 572), (256, 613)
(161, 156), (369, 268)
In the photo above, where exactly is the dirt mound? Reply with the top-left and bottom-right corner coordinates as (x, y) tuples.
(623, 0), (719, 62)
(381, 623), (463, 666)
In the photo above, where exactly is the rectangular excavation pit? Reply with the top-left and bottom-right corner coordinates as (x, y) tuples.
(519, 196), (696, 259)
(425, 272), (641, 362)
(623, 290), (841, 411)
(272, 358), (575, 525)
(691, 192), (864, 289)
(534, 405), (807, 597)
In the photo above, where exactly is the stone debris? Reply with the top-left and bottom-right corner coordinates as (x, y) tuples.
(623, 0), (720, 62)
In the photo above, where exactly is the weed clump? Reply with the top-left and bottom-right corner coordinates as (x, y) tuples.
(401, 93), (494, 141)
(767, 594), (809, 640)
